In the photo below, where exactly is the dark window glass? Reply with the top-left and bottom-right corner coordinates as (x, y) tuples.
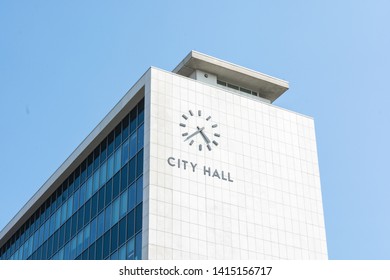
(77, 206), (84, 231)
(111, 223), (118, 253)
(93, 147), (100, 171)
(90, 218), (97, 243)
(84, 200), (91, 225)
(135, 203), (142, 233)
(62, 184), (69, 203)
(129, 132), (137, 159)
(127, 210), (135, 239)
(74, 167), (80, 189)
(80, 160), (87, 183)
(128, 183), (136, 210)
(130, 107), (137, 134)
(137, 124), (144, 151)
(91, 193), (98, 218)
(121, 164), (128, 192)
(100, 139), (107, 163)
(56, 188), (63, 207)
(119, 218), (126, 247)
(97, 212), (104, 238)
(73, 189), (79, 212)
(240, 87), (251, 94)
(103, 231), (110, 259)
(107, 131), (114, 156)
(114, 124), (122, 149)
(136, 149), (143, 177)
(79, 183), (86, 206)
(104, 205), (112, 231)
(58, 225), (65, 248)
(65, 219), (71, 243)
(122, 115), (129, 141)
(227, 83), (239, 90)
(217, 80), (226, 86)
(36, 246), (42, 260)
(138, 99), (144, 124)
(95, 237), (103, 260)
(71, 214), (77, 238)
(89, 242), (96, 260)
(105, 180), (113, 207)
(135, 232), (142, 260)
(53, 230), (59, 253)
(42, 241), (48, 259)
(87, 153), (93, 178)
(128, 157), (136, 185)
(98, 187), (105, 213)
(68, 175), (74, 196)
(47, 236), (53, 258)
(113, 172), (120, 199)
(82, 250), (88, 260)
(136, 176), (143, 204)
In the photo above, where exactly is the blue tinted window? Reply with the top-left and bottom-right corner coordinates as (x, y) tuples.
(137, 124), (144, 151)
(127, 210), (135, 239)
(122, 116), (129, 142)
(136, 176), (143, 204)
(103, 231), (110, 259)
(107, 132), (114, 156)
(138, 99), (144, 124)
(135, 203), (142, 233)
(104, 205), (112, 231)
(111, 223), (118, 253)
(128, 183), (136, 211)
(121, 140), (129, 166)
(127, 238), (135, 260)
(130, 108), (137, 134)
(136, 149), (143, 177)
(129, 132), (137, 159)
(128, 157), (136, 185)
(135, 232), (142, 260)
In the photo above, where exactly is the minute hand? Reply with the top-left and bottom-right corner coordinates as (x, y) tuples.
(199, 130), (211, 144)
(184, 127), (204, 141)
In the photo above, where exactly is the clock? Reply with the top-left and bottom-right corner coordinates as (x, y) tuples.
(179, 109), (220, 151)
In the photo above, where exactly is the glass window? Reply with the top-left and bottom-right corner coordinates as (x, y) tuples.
(127, 210), (135, 239)
(73, 189), (79, 211)
(104, 204), (112, 231)
(114, 124), (122, 149)
(90, 218), (97, 244)
(84, 199), (91, 224)
(137, 124), (144, 151)
(64, 242), (70, 260)
(84, 224), (90, 248)
(55, 209), (61, 230)
(76, 231), (83, 256)
(130, 107), (137, 134)
(64, 220), (71, 243)
(79, 183), (86, 206)
(71, 214), (77, 238)
(121, 164), (128, 192)
(135, 203), (142, 233)
(128, 183), (136, 211)
(97, 212), (104, 238)
(93, 169), (100, 193)
(58, 248), (64, 260)
(105, 180), (113, 207)
(111, 224), (118, 253)
(77, 206), (84, 231)
(80, 160), (87, 183)
(126, 238), (135, 260)
(67, 196), (73, 219)
(121, 139), (129, 166)
(87, 153), (93, 178)
(113, 172), (120, 199)
(61, 202), (67, 224)
(129, 132), (137, 159)
(122, 115), (129, 141)
(136, 149), (143, 177)
(107, 131), (114, 156)
(136, 176), (143, 204)
(120, 190), (128, 218)
(114, 149), (121, 174)
(138, 99), (144, 124)
(93, 147), (100, 171)
(103, 231), (110, 259)
(98, 187), (105, 213)
(112, 198), (120, 224)
(91, 193), (98, 218)
(107, 154), (114, 180)
(100, 162), (107, 187)
(86, 177), (93, 200)
(95, 236), (103, 260)
(100, 139), (107, 163)
(119, 244), (126, 260)
(128, 157), (136, 185)
(135, 232), (142, 260)
(119, 217), (126, 247)
(110, 250), (118, 260)
(88, 242), (95, 260)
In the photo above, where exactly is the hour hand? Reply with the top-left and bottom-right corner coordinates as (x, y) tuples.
(184, 127), (204, 141)
(199, 129), (211, 144)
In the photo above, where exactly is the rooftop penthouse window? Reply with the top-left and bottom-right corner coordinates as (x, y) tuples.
(217, 79), (259, 97)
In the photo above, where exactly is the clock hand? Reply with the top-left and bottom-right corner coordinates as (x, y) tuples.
(199, 129), (211, 144)
(184, 127), (205, 141)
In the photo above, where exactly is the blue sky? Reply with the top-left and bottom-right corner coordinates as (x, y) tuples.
(1, 1), (389, 259)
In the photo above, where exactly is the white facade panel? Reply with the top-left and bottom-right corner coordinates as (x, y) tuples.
(145, 68), (327, 260)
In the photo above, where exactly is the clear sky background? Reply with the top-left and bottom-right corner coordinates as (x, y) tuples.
(1, 1), (389, 259)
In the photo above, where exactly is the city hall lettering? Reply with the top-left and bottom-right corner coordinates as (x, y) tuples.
(167, 157), (233, 182)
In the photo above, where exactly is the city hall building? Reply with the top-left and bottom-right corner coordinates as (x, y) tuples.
(0, 51), (327, 260)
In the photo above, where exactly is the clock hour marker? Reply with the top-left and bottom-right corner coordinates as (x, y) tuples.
(189, 110), (194, 116)
(180, 123), (186, 127)
(213, 140), (218, 146)
(207, 144), (212, 151)
(199, 144), (202, 151)
(182, 114), (188, 120)
(189, 140), (194, 146)
(182, 132), (188, 137)
(206, 116), (211, 121)
(214, 133), (220, 137)
(198, 110), (201, 116)
(212, 124), (218, 128)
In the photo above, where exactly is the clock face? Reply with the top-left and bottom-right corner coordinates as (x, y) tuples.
(180, 109), (220, 151)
